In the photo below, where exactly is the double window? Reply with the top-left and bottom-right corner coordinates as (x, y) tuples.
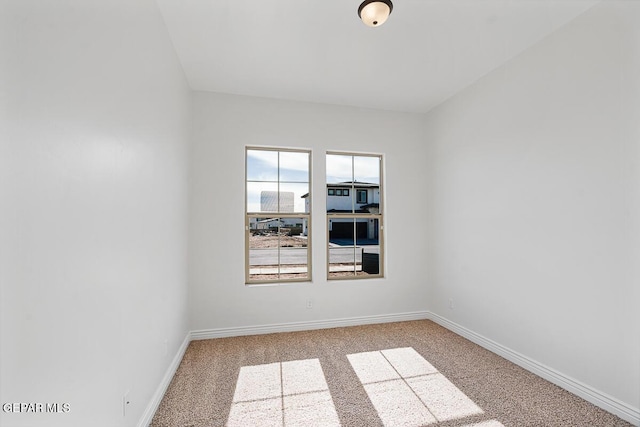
(328, 188), (350, 197)
(245, 148), (383, 283)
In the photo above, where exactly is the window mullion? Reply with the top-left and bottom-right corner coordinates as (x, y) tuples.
(277, 220), (281, 279)
(353, 218), (357, 275)
(351, 156), (355, 214)
(277, 152), (280, 278)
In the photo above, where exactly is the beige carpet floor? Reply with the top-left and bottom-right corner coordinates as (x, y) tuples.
(151, 320), (632, 427)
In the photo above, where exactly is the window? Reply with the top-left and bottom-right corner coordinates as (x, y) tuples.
(246, 148), (311, 283)
(357, 189), (367, 204)
(326, 153), (383, 279)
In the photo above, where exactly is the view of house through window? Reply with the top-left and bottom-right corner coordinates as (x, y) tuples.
(326, 153), (383, 279)
(246, 148), (311, 283)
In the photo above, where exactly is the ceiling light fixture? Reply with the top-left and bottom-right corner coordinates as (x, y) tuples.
(358, 0), (393, 27)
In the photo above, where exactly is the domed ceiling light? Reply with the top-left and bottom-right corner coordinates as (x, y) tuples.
(358, 0), (393, 27)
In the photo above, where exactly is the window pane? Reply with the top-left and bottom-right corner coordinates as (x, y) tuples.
(248, 223), (280, 281)
(356, 219), (381, 276)
(247, 150), (278, 182)
(280, 182), (309, 213)
(247, 182), (279, 213)
(354, 156), (380, 184)
(328, 218), (357, 278)
(278, 218), (308, 280)
(248, 219), (309, 281)
(326, 154), (353, 184)
(279, 151), (309, 182)
(327, 154), (355, 212)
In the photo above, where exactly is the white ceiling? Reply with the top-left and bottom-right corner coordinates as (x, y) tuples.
(156, 0), (600, 113)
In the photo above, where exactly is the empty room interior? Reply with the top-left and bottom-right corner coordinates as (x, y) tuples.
(1, 0), (639, 426)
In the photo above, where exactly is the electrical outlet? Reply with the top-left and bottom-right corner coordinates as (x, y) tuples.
(123, 391), (130, 417)
(449, 299), (454, 309)
(164, 339), (168, 356)
(306, 299), (313, 309)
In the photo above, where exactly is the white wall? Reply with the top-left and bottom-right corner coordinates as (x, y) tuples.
(425, 0), (639, 417)
(3, 0), (638, 425)
(189, 92), (427, 330)
(0, 1), (191, 426)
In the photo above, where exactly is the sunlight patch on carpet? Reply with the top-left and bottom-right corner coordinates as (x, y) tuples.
(227, 358), (340, 427)
(348, 347), (485, 426)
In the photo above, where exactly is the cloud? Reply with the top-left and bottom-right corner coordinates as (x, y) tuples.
(327, 154), (380, 184)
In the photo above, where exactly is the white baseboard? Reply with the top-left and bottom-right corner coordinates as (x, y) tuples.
(137, 333), (191, 427)
(427, 311), (640, 426)
(190, 310), (431, 340)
